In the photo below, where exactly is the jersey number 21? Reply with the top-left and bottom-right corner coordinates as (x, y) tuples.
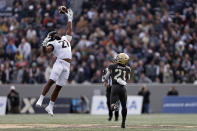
(59, 40), (70, 48)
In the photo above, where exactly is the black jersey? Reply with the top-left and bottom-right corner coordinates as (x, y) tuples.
(108, 64), (131, 85)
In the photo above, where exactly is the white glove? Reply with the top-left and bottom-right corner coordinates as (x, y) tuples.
(117, 78), (127, 86)
(66, 9), (73, 22)
(42, 36), (50, 47)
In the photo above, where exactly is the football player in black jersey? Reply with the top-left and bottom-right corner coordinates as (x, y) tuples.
(103, 53), (131, 128)
(102, 67), (119, 121)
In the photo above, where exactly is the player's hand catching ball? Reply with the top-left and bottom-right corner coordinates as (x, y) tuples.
(58, 6), (73, 22)
(66, 9), (73, 22)
(58, 6), (67, 14)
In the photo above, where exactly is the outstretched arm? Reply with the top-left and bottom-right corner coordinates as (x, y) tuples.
(65, 9), (73, 37)
(66, 18), (73, 36)
(66, 20), (72, 36)
(58, 6), (73, 37)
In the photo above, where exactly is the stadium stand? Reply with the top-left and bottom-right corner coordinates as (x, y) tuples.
(0, 0), (197, 84)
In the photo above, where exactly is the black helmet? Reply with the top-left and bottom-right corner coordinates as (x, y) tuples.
(48, 31), (61, 41)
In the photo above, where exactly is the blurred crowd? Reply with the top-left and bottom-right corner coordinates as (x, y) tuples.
(0, 0), (197, 84)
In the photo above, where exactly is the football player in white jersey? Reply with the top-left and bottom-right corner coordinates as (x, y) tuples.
(36, 7), (73, 116)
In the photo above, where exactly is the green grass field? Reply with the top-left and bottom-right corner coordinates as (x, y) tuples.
(0, 114), (197, 131)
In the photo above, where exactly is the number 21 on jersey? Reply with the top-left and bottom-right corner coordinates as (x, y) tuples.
(59, 40), (70, 48)
(114, 69), (127, 81)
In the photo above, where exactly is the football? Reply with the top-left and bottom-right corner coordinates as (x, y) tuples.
(58, 6), (67, 14)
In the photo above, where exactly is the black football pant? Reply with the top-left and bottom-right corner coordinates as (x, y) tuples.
(106, 87), (119, 119)
(110, 85), (127, 123)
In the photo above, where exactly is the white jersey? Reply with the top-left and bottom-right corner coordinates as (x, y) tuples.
(47, 35), (72, 86)
(47, 35), (72, 59)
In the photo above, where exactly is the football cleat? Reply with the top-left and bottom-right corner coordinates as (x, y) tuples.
(121, 122), (125, 128)
(108, 116), (112, 121)
(36, 99), (43, 107)
(45, 105), (54, 116)
(115, 117), (119, 121)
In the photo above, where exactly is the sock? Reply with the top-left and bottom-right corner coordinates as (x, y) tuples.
(49, 100), (55, 108)
(39, 95), (44, 101)
(115, 110), (119, 118)
(122, 107), (127, 123)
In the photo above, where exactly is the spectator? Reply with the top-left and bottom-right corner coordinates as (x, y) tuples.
(138, 85), (151, 114)
(36, 65), (45, 83)
(176, 41), (185, 57)
(138, 73), (152, 83)
(15, 50), (23, 62)
(5, 40), (17, 54)
(16, 66), (23, 83)
(29, 62), (39, 83)
(0, 64), (6, 83)
(167, 86), (179, 96)
(30, 36), (39, 52)
(76, 16), (88, 33)
(182, 54), (191, 72)
(91, 70), (102, 83)
(22, 66), (30, 83)
(43, 13), (56, 31)
(26, 26), (37, 41)
(18, 38), (31, 60)
(75, 67), (85, 83)
(79, 96), (90, 113)
(6, 48), (15, 60)
(6, 85), (20, 114)
(145, 61), (157, 81)
(77, 35), (91, 48)
(4, 60), (14, 83)
(163, 64), (174, 83)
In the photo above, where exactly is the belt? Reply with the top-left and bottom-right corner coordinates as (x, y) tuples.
(62, 58), (71, 64)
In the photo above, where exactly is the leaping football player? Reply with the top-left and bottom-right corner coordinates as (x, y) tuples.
(36, 6), (73, 116)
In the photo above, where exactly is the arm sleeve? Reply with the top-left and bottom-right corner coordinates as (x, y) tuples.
(62, 35), (72, 42)
(129, 67), (135, 80)
(103, 70), (110, 81)
(102, 64), (115, 81)
(102, 68), (108, 82)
